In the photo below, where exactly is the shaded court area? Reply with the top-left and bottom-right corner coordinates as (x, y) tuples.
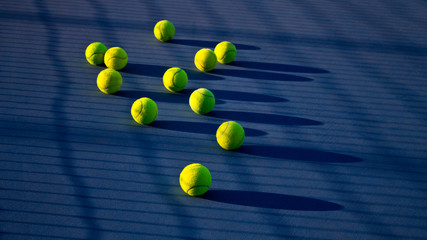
(0, 0), (426, 239)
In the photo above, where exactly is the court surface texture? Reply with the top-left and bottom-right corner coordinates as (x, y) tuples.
(0, 1), (426, 239)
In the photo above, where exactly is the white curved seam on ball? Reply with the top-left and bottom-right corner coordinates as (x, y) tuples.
(195, 58), (206, 70)
(220, 49), (236, 61)
(106, 57), (112, 66)
(106, 56), (127, 66)
(137, 99), (144, 118)
(109, 56), (127, 60)
(158, 23), (164, 40)
(217, 121), (229, 139)
(171, 68), (182, 88)
(87, 51), (105, 59)
(186, 185), (210, 193)
(196, 89), (214, 98)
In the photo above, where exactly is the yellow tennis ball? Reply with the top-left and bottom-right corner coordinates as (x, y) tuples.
(216, 121), (245, 150)
(104, 47), (128, 70)
(85, 42), (107, 65)
(163, 67), (188, 92)
(179, 163), (212, 196)
(154, 20), (175, 42)
(194, 48), (217, 72)
(189, 88), (215, 114)
(131, 97), (158, 125)
(97, 68), (122, 94)
(214, 41), (237, 64)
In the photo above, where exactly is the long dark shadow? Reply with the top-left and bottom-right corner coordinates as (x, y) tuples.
(123, 63), (168, 77)
(209, 110), (322, 126)
(152, 120), (267, 136)
(184, 68), (225, 81)
(203, 190), (343, 211)
(124, 63), (224, 81)
(232, 61), (329, 74)
(239, 145), (363, 163)
(116, 90), (226, 105)
(213, 89), (287, 102)
(170, 38), (260, 50)
(211, 68), (313, 81)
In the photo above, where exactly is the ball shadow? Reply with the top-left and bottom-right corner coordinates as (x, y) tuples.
(239, 145), (363, 163)
(232, 61), (329, 74)
(170, 39), (260, 50)
(123, 63), (168, 77)
(211, 68), (313, 81)
(124, 63), (224, 81)
(184, 68), (225, 81)
(116, 90), (186, 103)
(213, 89), (287, 103)
(203, 190), (343, 211)
(209, 110), (322, 126)
(116, 90), (226, 105)
(152, 120), (267, 136)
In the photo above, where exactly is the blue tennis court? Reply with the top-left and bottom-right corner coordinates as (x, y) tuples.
(1, 1), (426, 239)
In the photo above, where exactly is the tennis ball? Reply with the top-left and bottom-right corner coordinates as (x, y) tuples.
(104, 47), (128, 70)
(154, 20), (175, 42)
(194, 48), (217, 72)
(179, 163), (211, 196)
(189, 88), (215, 114)
(163, 67), (188, 92)
(216, 121), (245, 150)
(97, 68), (122, 94)
(214, 41), (237, 64)
(131, 97), (158, 125)
(85, 42), (108, 65)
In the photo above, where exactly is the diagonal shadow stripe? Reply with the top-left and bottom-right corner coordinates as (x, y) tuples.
(213, 90), (287, 102)
(152, 120), (267, 136)
(170, 39), (260, 50)
(203, 190), (343, 211)
(209, 110), (322, 126)
(239, 145), (363, 163)
(232, 61), (329, 73)
(211, 68), (313, 81)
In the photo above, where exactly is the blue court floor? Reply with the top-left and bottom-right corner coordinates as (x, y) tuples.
(1, 1), (426, 239)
